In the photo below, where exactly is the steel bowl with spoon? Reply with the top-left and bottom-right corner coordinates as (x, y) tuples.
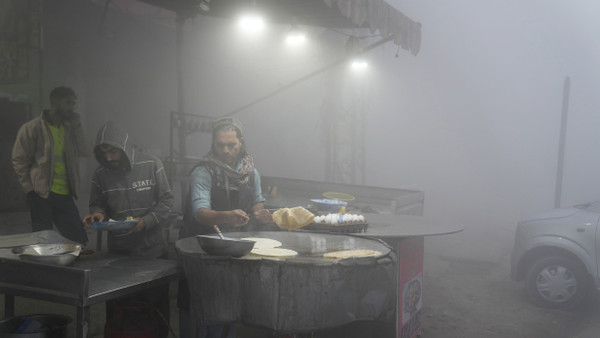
(195, 225), (255, 257)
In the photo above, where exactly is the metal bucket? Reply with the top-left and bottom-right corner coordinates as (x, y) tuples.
(0, 314), (71, 338)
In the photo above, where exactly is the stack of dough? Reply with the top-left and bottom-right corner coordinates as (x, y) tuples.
(272, 206), (315, 231)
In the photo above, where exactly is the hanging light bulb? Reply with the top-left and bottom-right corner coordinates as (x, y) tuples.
(345, 36), (368, 70)
(351, 59), (368, 70)
(238, 13), (265, 33)
(285, 24), (306, 45)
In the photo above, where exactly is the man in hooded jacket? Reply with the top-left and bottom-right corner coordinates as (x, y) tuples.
(82, 121), (174, 337)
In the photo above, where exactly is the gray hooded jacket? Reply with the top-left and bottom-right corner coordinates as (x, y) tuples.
(89, 121), (173, 257)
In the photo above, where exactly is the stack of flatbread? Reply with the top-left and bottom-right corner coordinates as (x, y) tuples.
(242, 237), (298, 258)
(272, 206), (315, 231)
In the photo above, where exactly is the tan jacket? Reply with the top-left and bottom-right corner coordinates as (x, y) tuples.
(11, 110), (89, 199)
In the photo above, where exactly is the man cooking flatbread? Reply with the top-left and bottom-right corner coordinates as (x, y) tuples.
(178, 117), (271, 338)
(180, 117), (271, 237)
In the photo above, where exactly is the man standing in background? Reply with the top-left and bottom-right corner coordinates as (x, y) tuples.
(11, 86), (89, 245)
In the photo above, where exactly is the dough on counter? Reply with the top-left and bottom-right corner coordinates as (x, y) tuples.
(323, 249), (382, 259)
(251, 247), (298, 258)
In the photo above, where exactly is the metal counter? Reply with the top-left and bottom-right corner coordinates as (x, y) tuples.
(0, 231), (182, 338)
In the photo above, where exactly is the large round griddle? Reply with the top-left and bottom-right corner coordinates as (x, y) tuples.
(176, 231), (396, 333)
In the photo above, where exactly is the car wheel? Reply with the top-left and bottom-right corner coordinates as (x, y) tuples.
(525, 255), (589, 309)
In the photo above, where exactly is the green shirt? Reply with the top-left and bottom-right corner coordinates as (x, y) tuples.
(47, 123), (70, 195)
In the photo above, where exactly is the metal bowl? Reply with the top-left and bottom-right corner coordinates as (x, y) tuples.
(196, 235), (255, 257)
(11, 243), (82, 266)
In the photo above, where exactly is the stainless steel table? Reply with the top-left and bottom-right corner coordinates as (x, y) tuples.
(0, 232), (182, 338)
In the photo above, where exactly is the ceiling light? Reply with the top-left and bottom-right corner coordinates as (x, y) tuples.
(285, 25), (306, 45)
(238, 13), (265, 33)
(351, 59), (368, 71)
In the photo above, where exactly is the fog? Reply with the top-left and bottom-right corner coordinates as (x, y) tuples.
(375, 0), (600, 255)
(4, 0), (600, 258)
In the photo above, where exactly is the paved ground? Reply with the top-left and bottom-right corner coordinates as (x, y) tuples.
(422, 235), (600, 338)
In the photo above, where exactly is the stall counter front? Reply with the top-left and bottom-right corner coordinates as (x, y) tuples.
(177, 214), (462, 338)
(176, 231), (396, 335)
(0, 231), (182, 338)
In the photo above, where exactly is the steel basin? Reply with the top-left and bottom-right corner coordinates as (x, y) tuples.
(11, 243), (81, 266)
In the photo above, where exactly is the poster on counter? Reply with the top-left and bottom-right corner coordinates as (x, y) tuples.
(397, 237), (424, 338)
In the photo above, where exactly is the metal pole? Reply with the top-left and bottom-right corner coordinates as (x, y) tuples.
(176, 13), (186, 162)
(38, 0), (44, 114)
(169, 111), (174, 184)
(555, 76), (570, 208)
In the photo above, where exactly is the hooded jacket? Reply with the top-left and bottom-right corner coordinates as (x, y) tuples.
(89, 121), (173, 257)
(11, 110), (89, 198)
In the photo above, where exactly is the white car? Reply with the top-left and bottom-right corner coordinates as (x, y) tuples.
(511, 201), (600, 308)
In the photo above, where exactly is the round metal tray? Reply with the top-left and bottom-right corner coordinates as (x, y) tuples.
(11, 243), (81, 266)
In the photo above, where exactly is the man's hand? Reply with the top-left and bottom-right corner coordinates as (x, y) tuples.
(227, 209), (250, 227)
(131, 217), (145, 232)
(253, 208), (273, 224)
(82, 212), (105, 228)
